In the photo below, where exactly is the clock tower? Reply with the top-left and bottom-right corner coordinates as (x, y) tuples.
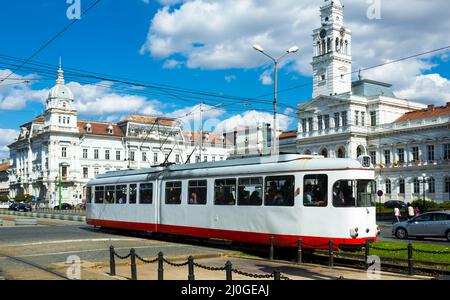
(312, 0), (352, 98)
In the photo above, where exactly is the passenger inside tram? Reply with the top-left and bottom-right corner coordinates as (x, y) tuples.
(303, 175), (328, 207)
(332, 181), (346, 207)
(265, 178), (294, 206)
(189, 192), (199, 204)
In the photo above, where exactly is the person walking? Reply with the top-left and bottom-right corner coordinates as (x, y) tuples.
(407, 203), (415, 220)
(394, 207), (401, 223)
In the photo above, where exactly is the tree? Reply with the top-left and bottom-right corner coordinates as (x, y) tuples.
(0, 195), (9, 203)
(14, 194), (32, 203)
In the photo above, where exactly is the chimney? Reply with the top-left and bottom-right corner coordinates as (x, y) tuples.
(427, 104), (434, 110)
(446, 102), (450, 108)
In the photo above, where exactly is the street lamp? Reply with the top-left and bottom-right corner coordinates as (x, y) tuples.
(421, 173), (427, 209)
(253, 44), (299, 154)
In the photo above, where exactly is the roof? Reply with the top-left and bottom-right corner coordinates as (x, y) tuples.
(118, 115), (177, 126)
(352, 79), (396, 98)
(0, 162), (10, 172)
(395, 103), (450, 123)
(78, 121), (125, 137)
(279, 131), (297, 140)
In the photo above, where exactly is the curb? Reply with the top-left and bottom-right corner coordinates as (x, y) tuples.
(0, 210), (86, 223)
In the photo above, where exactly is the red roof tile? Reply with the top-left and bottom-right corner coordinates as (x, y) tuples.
(0, 162), (10, 172)
(118, 115), (177, 126)
(395, 103), (450, 123)
(279, 130), (297, 139)
(78, 121), (125, 137)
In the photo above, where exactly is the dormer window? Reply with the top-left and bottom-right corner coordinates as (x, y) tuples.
(108, 125), (114, 135)
(85, 123), (92, 133)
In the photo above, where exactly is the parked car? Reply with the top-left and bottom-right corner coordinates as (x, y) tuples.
(392, 212), (450, 241)
(384, 200), (407, 209)
(9, 202), (32, 212)
(8, 202), (19, 211)
(54, 203), (74, 210)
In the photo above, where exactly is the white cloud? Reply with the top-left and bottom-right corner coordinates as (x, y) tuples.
(259, 69), (273, 86)
(143, 0), (450, 101)
(224, 75), (236, 83)
(215, 110), (292, 133)
(396, 74), (450, 105)
(0, 69), (45, 110)
(0, 128), (19, 159)
(163, 59), (183, 69)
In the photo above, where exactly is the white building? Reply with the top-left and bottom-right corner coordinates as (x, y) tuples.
(296, 0), (450, 203)
(8, 65), (231, 206)
(0, 161), (10, 198)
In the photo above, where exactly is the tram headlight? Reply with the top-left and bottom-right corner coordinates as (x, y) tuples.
(350, 228), (359, 238)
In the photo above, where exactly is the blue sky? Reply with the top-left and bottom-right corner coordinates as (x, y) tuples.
(0, 0), (449, 158)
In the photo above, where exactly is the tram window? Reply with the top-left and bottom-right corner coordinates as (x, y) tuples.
(140, 183), (153, 204)
(303, 175), (328, 207)
(94, 186), (104, 204)
(188, 180), (207, 205)
(105, 186), (115, 204)
(265, 176), (295, 207)
(116, 185), (127, 204)
(333, 180), (376, 207)
(86, 187), (92, 203)
(238, 177), (263, 206)
(129, 184), (137, 204)
(214, 179), (236, 205)
(165, 181), (182, 204)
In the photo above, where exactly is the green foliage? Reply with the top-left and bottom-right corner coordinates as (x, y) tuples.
(14, 194), (32, 203)
(411, 199), (439, 211)
(0, 195), (9, 203)
(439, 201), (450, 209)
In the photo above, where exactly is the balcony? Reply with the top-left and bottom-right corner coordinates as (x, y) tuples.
(298, 125), (369, 139)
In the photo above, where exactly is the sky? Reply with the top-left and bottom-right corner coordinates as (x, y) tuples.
(0, 0), (449, 159)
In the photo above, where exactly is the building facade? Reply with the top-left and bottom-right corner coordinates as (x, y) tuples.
(296, 0), (450, 203)
(8, 66), (231, 206)
(0, 161), (10, 198)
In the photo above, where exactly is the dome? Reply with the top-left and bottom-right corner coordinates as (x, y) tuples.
(324, 0), (342, 7)
(47, 63), (74, 102)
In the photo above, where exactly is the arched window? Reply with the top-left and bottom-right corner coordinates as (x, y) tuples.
(385, 179), (392, 195)
(322, 40), (326, 55)
(327, 38), (331, 52)
(304, 149), (312, 155)
(345, 40), (348, 55)
(320, 148), (328, 158)
(337, 146), (345, 158)
(357, 146), (365, 158)
(399, 178), (405, 194)
(316, 41), (321, 56)
(427, 177), (435, 193)
(336, 38), (340, 52)
(413, 178), (420, 194)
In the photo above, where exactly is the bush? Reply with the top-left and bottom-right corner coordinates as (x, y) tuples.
(438, 201), (450, 209)
(14, 194), (32, 203)
(411, 199), (439, 211)
(0, 195), (9, 203)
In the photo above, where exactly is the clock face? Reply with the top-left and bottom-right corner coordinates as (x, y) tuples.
(340, 27), (346, 36)
(320, 29), (327, 39)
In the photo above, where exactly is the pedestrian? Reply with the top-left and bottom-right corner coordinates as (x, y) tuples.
(394, 207), (401, 223)
(407, 203), (415, 219)
(415, 208), (420, 217)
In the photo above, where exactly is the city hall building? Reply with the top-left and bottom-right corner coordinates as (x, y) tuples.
(296, 0), (450, 203)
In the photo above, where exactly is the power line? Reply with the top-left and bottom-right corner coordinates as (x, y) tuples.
(0, 0), (102, 84)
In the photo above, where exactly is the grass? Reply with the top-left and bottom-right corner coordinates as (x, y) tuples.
(340, 241), (450, 267)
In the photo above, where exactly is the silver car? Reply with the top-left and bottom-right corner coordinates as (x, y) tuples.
(392, 212), (450, 241)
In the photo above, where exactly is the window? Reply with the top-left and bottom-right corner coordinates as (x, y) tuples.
(140, 183), (153, 204)
(370, 111), (376, 127)
(427, 145), (435, 161)
(444, 144), (450, 160)
(332, 180), (376, 207)
(433, 213), (450, 221)
(94, 168), (99, 177)
(303, 175), (327, 207)
(188, 180), (207, 205)
(265, 176), (295, 207)
(341, 111), (348, 127)
(397, 148), (405, 163)
(238, 177), (263, 206)
(59, 116), (62, 124)
(195, 156), (200, 163)
(154, 153), (158, 164)
(83, 167), (88, 179)
(370, 151), (376, 165)
(355, 111), (359, 126)
(116, 151), (121, 161)
(308, 118), (313, 132)
(214, 179), (236, 205)
(86, 187), (92, 204)
(165, 182), (182, 204)
(204, 156), (208, 162)
(399, 179), (405, 194)
(94, 149), (99, 160)
(446, 177), (450, 194)
(105, 150), (110, 160)
(412, 147), (419, 161)
(142, 152), (147, 162)
(165, 153), (170, 162)
(61, 147), (67, 158)
(413, 179), (420, 194)
(105, 186), (115, 204)
(129, 184), (137, 204)
(384, 150), (391, 165)
(413, 214), (432, 222)
(116, 185), (127, 204)
(324, 115), (330, 129)
(318, 115), (323, 131)
(130, 151), (135, 161)
(337, 147), (345, 158)
(302, 119), (307, 132)
(385, 179), (391, 195)
(83, 149), (88, 159)
(94, 186), (104, 203)
(334, 112), (340, 128)
(176, 154), (180, 164)
(428, 177), (435, 193)
(361, 112), (365, 126)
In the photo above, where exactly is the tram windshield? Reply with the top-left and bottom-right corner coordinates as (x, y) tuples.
(332, 180), (376, 207)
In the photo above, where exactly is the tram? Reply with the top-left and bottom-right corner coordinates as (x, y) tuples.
(86, 154), (380, 249)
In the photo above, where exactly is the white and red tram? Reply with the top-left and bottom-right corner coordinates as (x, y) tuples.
(86, 154), (380, 249)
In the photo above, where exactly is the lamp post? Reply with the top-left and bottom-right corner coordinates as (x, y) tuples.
(421, 173), (426, 210)
(253, 44), (299, 155)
